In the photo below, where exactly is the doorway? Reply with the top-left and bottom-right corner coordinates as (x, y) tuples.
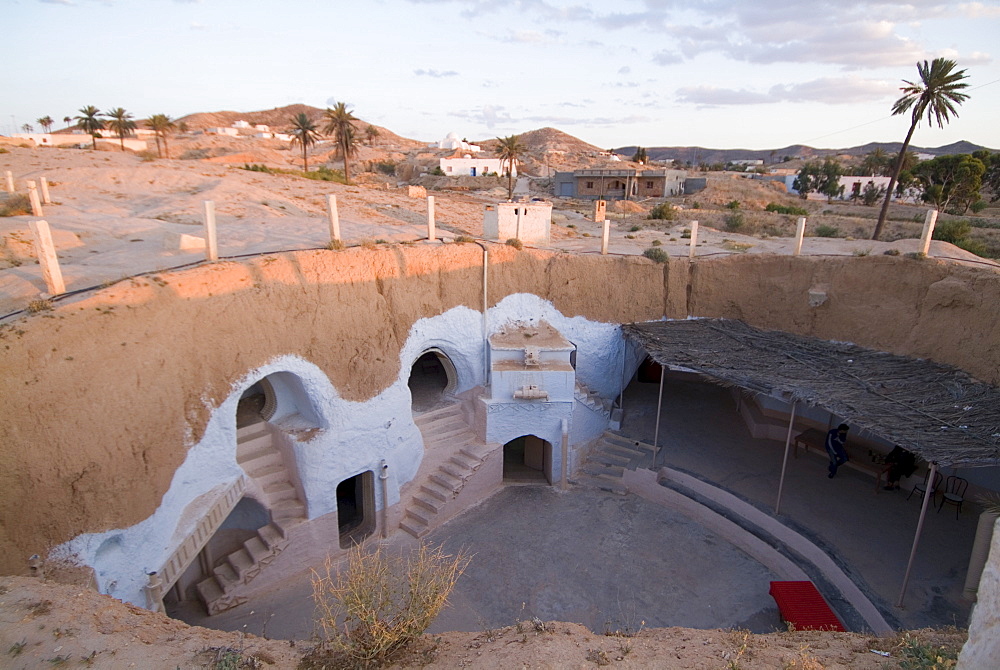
(338, 471), (376, 548)
(408, 349), (457, 412)
(503, 435), (552, 484)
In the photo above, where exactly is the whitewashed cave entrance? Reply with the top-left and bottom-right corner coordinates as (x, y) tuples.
(503, 435), (553, 484)
(408, 349), (458, 412)
(337, 471), (376, 548)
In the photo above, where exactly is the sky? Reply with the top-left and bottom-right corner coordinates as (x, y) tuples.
(3, 0), (1000, 151)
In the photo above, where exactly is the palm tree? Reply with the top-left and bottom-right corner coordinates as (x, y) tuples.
(37, 116), (54, 133)
(63, 116), (72, 129)
(365, 124), (380, 146)
(146, 113), (176, 158)
(21, 124), (33, 133)
(323, 102), (359, 184)
(75, 106), (104, 149)
(495, 134), (525, 200)
(860, 148), (889, 176)
(288, 112), (321, 171)
(103, 107), (136, 152)
(872, 58), (970, 240)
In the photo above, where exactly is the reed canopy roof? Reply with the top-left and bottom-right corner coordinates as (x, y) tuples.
(623, 319), (1000, 468)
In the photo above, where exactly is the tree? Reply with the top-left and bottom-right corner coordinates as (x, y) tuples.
(861, 181), (886, 206)
(323, 102), (359, 183)
(288, 112), (321, 171)
(75, 105), (104, 149)
(873, 58), (970, 240)
(632, 146), (647, 164)
(860, 148), (890, 176)
(364, 124), (380, 146)
(976, 150), (1000, 202)
(37, 116), (54, 133)
(794, 159), (842, 201)
(103, 107), (136, 152)
(146, 113), (176, 159)
(21, 124), (33, 133)
(913, 153), (986, 213)
(495, 134), (525, 200)
(62, 115), (72, 128)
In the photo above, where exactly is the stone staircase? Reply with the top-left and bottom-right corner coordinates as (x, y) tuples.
(234, 423), (307, 524)
(400, 403), (493, 538)
(574, 381), (612, 416)
(194, 422), (306, 614)
(572, 431), (655, 495)
(194, 521), (290, 614)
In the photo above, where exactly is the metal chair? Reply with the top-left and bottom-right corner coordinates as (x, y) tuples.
(937, 475), (968, 519)
(907, 469), (942, 504)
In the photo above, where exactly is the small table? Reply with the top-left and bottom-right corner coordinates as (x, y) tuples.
(793, 428), (826, 459)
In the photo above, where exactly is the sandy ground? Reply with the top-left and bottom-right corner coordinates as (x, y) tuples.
(0, 576), (964, 669)
(2, 145), (994, 317)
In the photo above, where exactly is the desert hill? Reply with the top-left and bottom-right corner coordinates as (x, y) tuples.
(613, 141), (996, 166)
(174, 104), (425, 149)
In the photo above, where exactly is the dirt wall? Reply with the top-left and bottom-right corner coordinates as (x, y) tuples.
(1, 245), (997, 574)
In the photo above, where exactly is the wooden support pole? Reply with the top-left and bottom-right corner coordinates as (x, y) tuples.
(898, 462), (938, 607)
(920, 209), (938, 256)
(326, 194), (341, 243)
(28, 219), (66, 295)
(560, 419), (569, 491)
(601, 218), (610, 255)
(27, 180), (43, 217)
(203, 200), (218, 261)
(426, 195), (436, 241)
(794, 217), (806, 256)
(39, 176), (52, 204)
(775, 401), (797, 515)
(688, 221), (699, 259)
(652, 365), (666, 465)
(5, 170), (14, 193)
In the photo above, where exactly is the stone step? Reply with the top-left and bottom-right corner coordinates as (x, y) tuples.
(213, 562), (240, 593)
(429, 470), (463, 493)
(420, 481), (452, 503)
(264, 480), (297, 502)
(425, 425), (476, 445)
(571, 474), (628, 496)
(414, 404), (464, 426)
(271, 499), (306, 521)
(603, 433), (654, 453)
(236, 423), (270, 442)
(196, 576), (224, 607)
(450, 452), (480, 470)
(248, 462), (288, 487)
(582, 463), (625, 479)
(400, 518), (429, 539)
(244, 536), (271, 564)
(258, 523), (288, 549)
(227, 548), (254, 582)
(440, 462), (471, 481)
(599, 441), (642, 459)
(590, 451), (631, 467)
(413, 492), (445, 514)
(460, 443), (494, 461)
(405, 507), (433, 526)
(418, 413), (467, 431)
(237, 446), (282, 470)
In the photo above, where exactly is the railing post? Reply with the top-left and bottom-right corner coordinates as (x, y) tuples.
(144, 572), (165, 613)
(203, 200), (218, 261)
(39, 176), (52, 204)
(601, 218), (610, 255)
(688, 221), (699, 259)
(4, 170), (14, 193)
(29, 219), (66, 295)
(427, 195), (436, 241)
(27, 180), (43, 216)
(327, 194), (341, 244)
(794, 217), (806, 256)
(920, 209), (938, 256)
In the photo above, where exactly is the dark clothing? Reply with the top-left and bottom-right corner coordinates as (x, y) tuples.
(825, 428), (849, 477)
(885, 446), (917, 485)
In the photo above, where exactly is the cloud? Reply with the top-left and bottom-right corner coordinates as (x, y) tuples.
(189, 22), (207, 30)
(676, 76), (896, 106)
(39, 0), (75, 5)
(414, 69), (459, 78)
(651, 49), (683, 65)
(449, 105), (513, 129)
(618, 66), (631, 75)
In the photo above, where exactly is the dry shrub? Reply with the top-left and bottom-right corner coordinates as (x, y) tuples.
(309, 543), (470, 667)
(0, 193), (32, 217)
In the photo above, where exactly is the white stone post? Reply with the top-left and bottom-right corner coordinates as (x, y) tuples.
(326, 194), (341, 244)
(4, 170), (14, 193)
(427, 195), (436, 241)
(203, 200), (218, 261)
(794, 217), (806, 256)
(27, 180), (43, 217)
(515, 206), (523, 241)
(28, 219), (66, 295)
(920, 209), (938, 256)
(144, 572), (165, 613)
(39, 176), (51, 204)
(688, 221), (699, 259)
(601, 218), (610, 255)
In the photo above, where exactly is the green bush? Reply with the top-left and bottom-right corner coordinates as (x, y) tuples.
(691, 202), (700, 209)
(453, 235), (474, 243)
(932, 219), (971, 244)
(725, 200), (741, 210)
(648, 203), (676, 220)
(723, 212), (745, 232)
(814, 224), (840, 238)
(765, 202), (808, 216)
(651, 239), (662, 246)
(970, 200), (987, 214)
(629, 225), (642, 232)
(374, 160), (396, 176)
(505, 238), (523, 250)
(642, 247), (668, 263)
(242, 163), (273, 173)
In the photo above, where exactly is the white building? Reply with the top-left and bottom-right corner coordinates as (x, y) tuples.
(432, 131), (481, 153)
(254, 124), (270, 132)
(483, 200), (551, 245)
(206, 127), (239, 137)
(440, 155), (509, 177)
(233, 120), (252, 129)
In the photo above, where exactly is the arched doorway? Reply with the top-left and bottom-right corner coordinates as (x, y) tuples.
(237, 378), (276, 428)
(408, 349), (458, 412)
(503, 435), (552, 484)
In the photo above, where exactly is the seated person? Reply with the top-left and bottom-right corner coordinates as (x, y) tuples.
(883, 446), (917, 490)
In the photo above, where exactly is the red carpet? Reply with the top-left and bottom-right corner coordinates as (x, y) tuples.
(769, 581), (846, 631)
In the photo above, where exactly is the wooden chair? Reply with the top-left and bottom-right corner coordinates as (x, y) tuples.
(907, 469), (942, 505)
(937, 476), (969, 519)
